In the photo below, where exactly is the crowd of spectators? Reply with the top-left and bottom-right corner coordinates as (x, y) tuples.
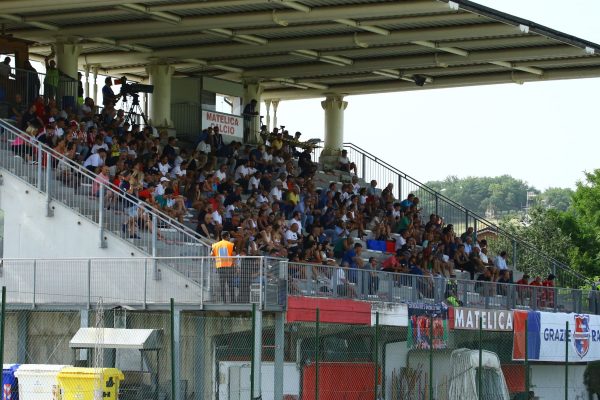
(4, 76), (560, 304)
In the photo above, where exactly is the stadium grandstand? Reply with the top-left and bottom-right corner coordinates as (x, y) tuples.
(0, 1), (598, 399)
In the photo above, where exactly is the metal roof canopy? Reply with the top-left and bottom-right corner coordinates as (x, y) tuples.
(2, 0), (600, 100)
(69, 328), (163, 350)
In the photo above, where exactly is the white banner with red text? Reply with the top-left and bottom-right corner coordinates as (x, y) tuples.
(201, 109), (243, 138)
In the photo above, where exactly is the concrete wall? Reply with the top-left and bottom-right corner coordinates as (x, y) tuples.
(0, 172), (146, 259)
(531, 364), (588, 400)
(0, 172), (203, 306)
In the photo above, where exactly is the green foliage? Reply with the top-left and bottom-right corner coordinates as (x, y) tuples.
(493, 206), (573, 279)
(425, 175), (537, 216)
(538, 187), (573, 211)
(584, 361), (600, 396)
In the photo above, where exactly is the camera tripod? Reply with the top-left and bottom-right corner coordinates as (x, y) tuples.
(123, 93), (149, 126)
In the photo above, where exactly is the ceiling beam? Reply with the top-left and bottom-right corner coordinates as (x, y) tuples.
(9, 2), (450, 39)
(116, 4), (181, 24)
(74, 23), (521, 66)
(0, 0), (170, 14)
(241, 45), (590, 79)
(261, 66), (600, 100)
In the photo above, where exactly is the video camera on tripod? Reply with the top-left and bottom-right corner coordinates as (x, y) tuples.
(115, 76), (154, 99)
(114, 76), (154, 126)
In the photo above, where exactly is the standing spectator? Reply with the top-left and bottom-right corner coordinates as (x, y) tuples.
(211, 231), (236, 302)
(44, 53), (59, 101)
(542, 274), (556, 308)
(102, 76), (119, 106)
(243, 99), (258, 142)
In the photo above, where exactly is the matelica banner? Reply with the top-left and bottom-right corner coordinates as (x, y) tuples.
(450, 307), (514, 332)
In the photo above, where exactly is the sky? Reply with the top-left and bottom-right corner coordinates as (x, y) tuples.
(276, 0), (600, 190)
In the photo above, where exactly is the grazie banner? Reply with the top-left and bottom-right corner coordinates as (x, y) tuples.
(512, 310), (600, 362)
(201, 110), (243, 137)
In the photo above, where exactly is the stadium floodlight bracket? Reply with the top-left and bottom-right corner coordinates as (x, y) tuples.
(447, 1), (460, 11)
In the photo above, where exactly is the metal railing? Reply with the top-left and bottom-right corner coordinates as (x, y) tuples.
(0, 66), (78, 109)
(287, 262), (600, 315)
(312, 142), (588, 288)
(0, 119), (212, 261)
(0, 257), (287, 310)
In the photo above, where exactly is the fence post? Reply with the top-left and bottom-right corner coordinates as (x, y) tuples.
(251, 303), (256, 400)
(36, 143), (43, 190)
(434, 193), (439, 217)
(512, 240), (518, 270)
(465, 210), (469, 233)
(374, 311), (379, 400)
(98, 185), (106, 248)
(478, 316), (482, 399)
(0, 287), (6, 393)
(525, 318), (529, 394)
(397, 175), (402, 201)
(565, 320), (569, 400)
(315, 307), (320, 400)
(45, 162), (53, 217)
(361, 153), (366, 181)
(87, 259), (91, 309)
(171, 298), (181, 400)
(152, 217), (159, 280)
(429, 315), (433, 400)
(32, 260), (37, 308)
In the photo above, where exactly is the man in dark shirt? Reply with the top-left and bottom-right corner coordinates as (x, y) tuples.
(162, 136), (177, 163)
(224, 185), (242, 206)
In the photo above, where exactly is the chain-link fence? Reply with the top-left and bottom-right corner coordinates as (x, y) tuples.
(0, 286), (596, 400)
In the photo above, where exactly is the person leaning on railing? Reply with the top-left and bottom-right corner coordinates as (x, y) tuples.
(212, 231), (236, 302)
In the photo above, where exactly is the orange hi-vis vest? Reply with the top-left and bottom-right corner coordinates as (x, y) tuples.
(212, 240), (234, 268)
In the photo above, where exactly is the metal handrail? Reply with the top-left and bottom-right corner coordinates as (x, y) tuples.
(338, 142), (588, 285)
(287, 261), (598, 314)
(0, 119), (212, 251)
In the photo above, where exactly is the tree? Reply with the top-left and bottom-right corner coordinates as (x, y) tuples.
(492, 206), (574, 279)
(539, 187), (573, 211)
(584, 361), (600, 399)
(425, 175), (537, 216)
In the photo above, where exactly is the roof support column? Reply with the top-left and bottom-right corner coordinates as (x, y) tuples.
(264, 99), (272, 132)
(320, 95), (348, 168)
(54, 39), (81, 80)
(272, 99), (280, 130)
(147, 63), (175, 129)
(92, 66), (99, 106)
(84, 65), (90, 100)
(243, 81), (264, 143)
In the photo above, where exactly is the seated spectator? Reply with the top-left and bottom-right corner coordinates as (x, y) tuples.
(476, 268), (494, 297)
(495, 251), (509, 271)
(496, 270), (511, 295)
(338, 149), (357, 175)
(454, 244), (474, 278)
(83, 148), (107, 172)
(342, 243), (364, 284)
(285, 223), (302, 257)
(334, 261), (356, 297)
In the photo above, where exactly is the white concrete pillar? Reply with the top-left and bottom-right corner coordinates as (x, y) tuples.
(54, 41), (81, 80)
(147, 64), (175, 128)
(84, 65), (90, 99)
(92, 66), (99, 105)
(264, 99), (272, 132)
(243, 82), (263, 143)
(272, 99), (280, 130)
(321, 95), (347, 156)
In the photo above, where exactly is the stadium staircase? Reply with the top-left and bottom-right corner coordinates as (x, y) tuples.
(312, 143), (589, 288)
(0, 119), (211, 284)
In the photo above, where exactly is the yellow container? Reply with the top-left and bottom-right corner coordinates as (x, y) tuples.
(57, 367), (124, 400)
